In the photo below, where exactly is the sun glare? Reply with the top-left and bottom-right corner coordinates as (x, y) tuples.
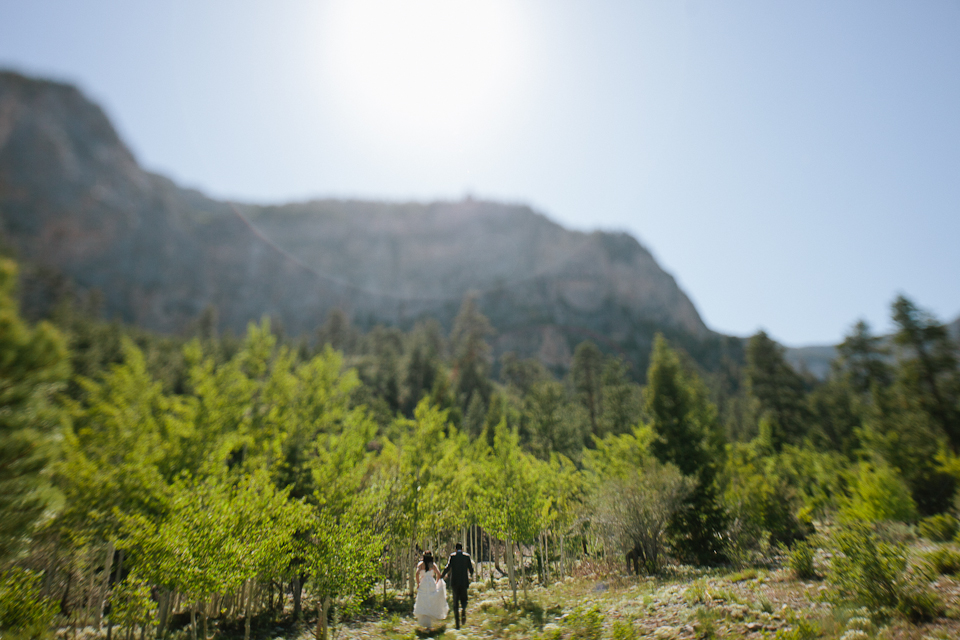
(319, 0), (530, 156)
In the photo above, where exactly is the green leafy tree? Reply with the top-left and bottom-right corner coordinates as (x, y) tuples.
(477, 420), (548, 604)
(303, 513), (381, 640)
(0, 259), (69, 561)
(839, 461), (917, 524)
(0, 567), (58, 639)
(119, 471), (307, 640)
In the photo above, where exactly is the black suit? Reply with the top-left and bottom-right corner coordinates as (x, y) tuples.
(440, 550), (474, 627)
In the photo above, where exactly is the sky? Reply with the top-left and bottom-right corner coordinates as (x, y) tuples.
(1, 0), (958, 347)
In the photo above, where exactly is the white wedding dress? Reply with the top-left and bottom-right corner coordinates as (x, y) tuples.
(413, 566), (449, 627)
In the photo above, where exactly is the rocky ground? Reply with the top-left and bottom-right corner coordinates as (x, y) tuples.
(292, 564), (960, 640)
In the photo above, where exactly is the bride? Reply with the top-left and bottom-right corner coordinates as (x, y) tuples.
(413, 550), (449, 628)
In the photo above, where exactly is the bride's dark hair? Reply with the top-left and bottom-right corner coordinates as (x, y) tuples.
(422, 550), (434, 571)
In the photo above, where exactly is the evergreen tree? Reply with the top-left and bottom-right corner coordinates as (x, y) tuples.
(891, 296), (960, 450)
(449, 295), (494, 415)
(571, 341), (604, 436)
(599, 357), (642, 438)
(644, 334), (726, 564)
(744, 331), (809, 450)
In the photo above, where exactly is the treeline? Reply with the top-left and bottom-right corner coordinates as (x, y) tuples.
(3, 254), (960, 638)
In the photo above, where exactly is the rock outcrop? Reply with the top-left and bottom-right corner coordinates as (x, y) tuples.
(0, 70), (730, 371)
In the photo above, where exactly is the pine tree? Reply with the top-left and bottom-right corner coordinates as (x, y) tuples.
(644, 334), (726, 564)
(891, 295), (960, 449)
(744, 331), (809, 450)
(571, 341), (604, 436)
(449, 295), (494, 416)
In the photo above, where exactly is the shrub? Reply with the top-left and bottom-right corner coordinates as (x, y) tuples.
(787, 538), (820, 580)
(0, 567), (57, 639)
(720, 446), (814, 568)
(772, 617), (821, 640)
(563, 606), (604, 640)
(593, 461), (695, 575)
(826, 524), (942, 621)
(611, 619), (638, 640)
(896, 582), (944, 623)
(922, 547), (960, 576)
(918, 513), (959, 542)
(693, 607), (719, 640)
(828, 524), (906, 612)
(839, 462), (917, 524)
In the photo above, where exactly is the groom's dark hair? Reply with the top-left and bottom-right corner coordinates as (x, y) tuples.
(455, 543), (463, 550)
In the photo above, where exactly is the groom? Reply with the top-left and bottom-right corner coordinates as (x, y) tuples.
(440, 543), (474, 629)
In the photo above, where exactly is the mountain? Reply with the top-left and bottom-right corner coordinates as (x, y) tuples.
(0, 70), (734, 372)
(783, 345), (837, 380)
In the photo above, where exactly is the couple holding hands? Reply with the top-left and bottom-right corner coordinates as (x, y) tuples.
(413, 543), (474, 630)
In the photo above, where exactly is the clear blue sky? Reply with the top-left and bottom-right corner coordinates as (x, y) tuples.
(2, 1), (958, 346)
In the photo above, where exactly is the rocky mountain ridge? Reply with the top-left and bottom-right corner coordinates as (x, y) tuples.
(0, 70), (730, 371)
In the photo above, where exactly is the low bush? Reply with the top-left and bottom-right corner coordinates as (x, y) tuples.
(826, 524), (942, 622)
(918, 514), (959, 542)
(787, 538), (820, 580)
(922, 547), (960, 576)
(896, 582), (944, 623)
(563, 605), (604, 640)
(611, 619), (638, 640)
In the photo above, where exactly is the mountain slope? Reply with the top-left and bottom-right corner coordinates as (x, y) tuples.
(0, 70), (731, 372)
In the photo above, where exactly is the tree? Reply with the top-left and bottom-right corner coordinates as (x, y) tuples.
(571, 341), (604, 436)
(450, 295), (494, 416)
(0, 258), (70, 561)
(891, 296), (960, 450)
(477, 420), (547, 605)
(744, 331), (809, 450)
(837, 320), (893, 395)
(598, 357), (641, 438)
(593, 461), (694, 575)
(119, 472), (307, 640)
(644, 334), (726, 564)
(401, 319), (445, 416)
(303, 513), (381, 640)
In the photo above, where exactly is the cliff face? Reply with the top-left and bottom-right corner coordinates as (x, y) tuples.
(0, 70), (724, 370)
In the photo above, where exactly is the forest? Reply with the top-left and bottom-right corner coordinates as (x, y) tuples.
(3, 253), (960, 640)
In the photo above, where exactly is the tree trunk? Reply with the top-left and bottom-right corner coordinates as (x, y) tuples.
(84, 548), (98, 628)
(520, 541), (528, 601)
(243, 580), (253, 640)
(315, 595), (330, 640)
(505, 535), (517, 606)
(562, 534), (567, 578)
(157, 589), (171, 638)
(107, 549), (123, 640)
(96, 541), (115, 631)
(60, 569), (73, 617)
(191, 603), (198, 640)
(407, 543), (415, 597)
(293, 575), (303, 618)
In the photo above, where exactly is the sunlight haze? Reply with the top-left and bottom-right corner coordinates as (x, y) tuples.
(0, 0), (958, 346)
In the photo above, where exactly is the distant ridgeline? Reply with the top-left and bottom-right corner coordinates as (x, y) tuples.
(0, 70), (739, 376)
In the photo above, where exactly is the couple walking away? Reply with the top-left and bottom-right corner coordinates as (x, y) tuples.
(414, 543), (474, 629)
